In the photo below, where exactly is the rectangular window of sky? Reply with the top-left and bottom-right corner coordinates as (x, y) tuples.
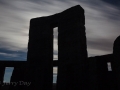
(3, 67), (14, 83)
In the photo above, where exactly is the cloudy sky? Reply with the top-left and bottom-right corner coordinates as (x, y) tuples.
(0, 0), (120, 82)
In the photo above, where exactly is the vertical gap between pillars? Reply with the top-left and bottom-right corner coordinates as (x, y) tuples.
(53, 27), (58, 90)
(53, 67), (58, 90)
(53, 27), (58, 61)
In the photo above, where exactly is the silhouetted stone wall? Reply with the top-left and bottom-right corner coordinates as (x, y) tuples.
(95, 54), (117, 90)
(0, 54), (119, 90)
(113, 36), (120, 90)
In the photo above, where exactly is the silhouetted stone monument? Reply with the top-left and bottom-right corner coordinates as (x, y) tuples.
(25, 5), (88, 90)
(57, 5), (88, 90)
(113, 35), (120, 90)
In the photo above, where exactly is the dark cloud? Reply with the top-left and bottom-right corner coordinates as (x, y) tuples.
(0, 48), (27, 60)
(102, 0), (120, 7)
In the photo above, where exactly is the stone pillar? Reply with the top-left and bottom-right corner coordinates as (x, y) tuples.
(25, 17), (53, 90)
(89, 57), (98, 90)
(113, 36), (120, 90)
(57, 5), (88, 90)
